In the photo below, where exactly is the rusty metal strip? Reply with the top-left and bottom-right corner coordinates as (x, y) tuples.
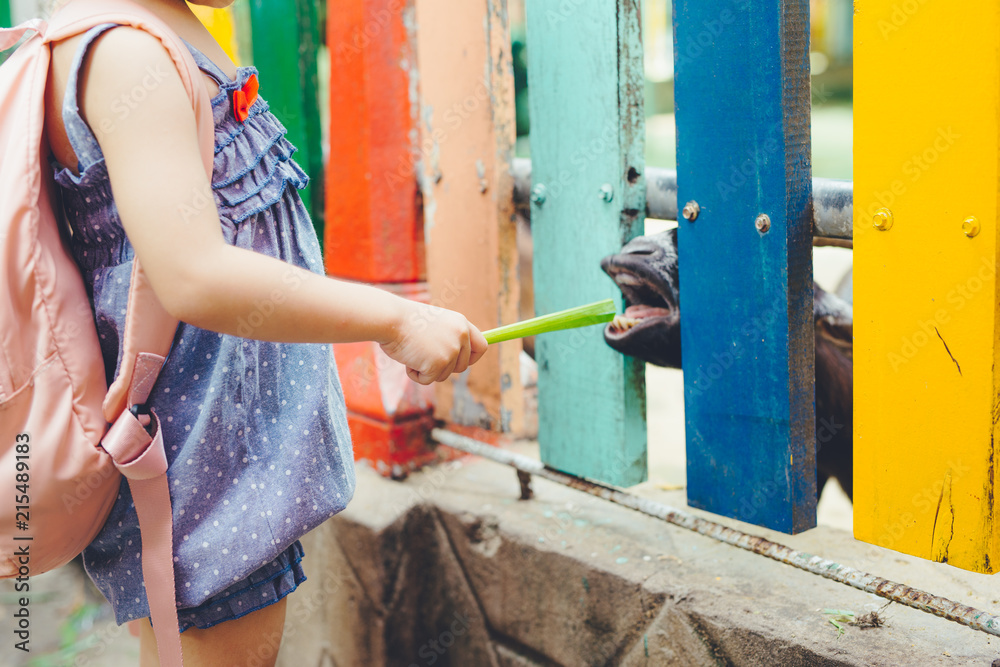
(431, 428), (1000, 638)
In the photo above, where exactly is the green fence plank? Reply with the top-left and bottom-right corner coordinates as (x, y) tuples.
(248, 0), (325, 245)
(526, 0), (647, 486)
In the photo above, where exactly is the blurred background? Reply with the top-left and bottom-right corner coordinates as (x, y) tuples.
(508, 0), (853, 178)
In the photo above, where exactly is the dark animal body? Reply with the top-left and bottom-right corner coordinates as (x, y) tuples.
(601, 228), (854, 500)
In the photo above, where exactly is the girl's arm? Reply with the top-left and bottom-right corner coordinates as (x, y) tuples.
(78, 28), (486, 383)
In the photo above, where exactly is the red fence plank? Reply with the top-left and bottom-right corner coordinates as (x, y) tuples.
(325, 0), (424, 283)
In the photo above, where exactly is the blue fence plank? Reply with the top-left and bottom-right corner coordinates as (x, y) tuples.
(672, 0), (816, 532)
(526, 0), (647, 487)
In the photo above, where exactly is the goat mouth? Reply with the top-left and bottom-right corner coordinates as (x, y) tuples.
(602, 267), (676, 341)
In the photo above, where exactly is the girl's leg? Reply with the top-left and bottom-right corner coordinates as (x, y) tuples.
(138, 595), (288, 667)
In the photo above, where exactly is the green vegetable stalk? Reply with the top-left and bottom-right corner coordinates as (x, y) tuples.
(483, 299), (616, 345)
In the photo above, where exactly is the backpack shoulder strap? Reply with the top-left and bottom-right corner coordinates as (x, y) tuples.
(0, 18), (45, 50)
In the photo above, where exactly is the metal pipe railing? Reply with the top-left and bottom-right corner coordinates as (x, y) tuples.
(511, 158), (853, 241)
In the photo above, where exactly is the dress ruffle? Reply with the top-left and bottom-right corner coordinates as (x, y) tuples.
(209, 70), (309, 224)
(174, 540), (306, 632)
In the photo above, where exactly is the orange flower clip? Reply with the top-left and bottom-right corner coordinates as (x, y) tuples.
(232, 73), (259, 123)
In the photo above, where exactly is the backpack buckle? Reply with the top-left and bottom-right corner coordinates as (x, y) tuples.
(129, 403), (153, 436)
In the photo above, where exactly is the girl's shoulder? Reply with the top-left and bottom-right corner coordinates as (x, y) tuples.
(46, 25), (217, 173)
(47, 27), (168, 171)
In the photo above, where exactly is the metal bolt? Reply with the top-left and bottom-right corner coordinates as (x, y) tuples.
(873, 207), (893, 231)
(963, 216), (981, 238)
(599, 183), (614, 202)
(755, 213), (771, 234)
(530, 184), (547, 206)
(682, 200), (700, 222)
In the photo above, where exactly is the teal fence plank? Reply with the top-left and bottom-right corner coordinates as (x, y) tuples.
(526, 0), (647, 486)
(248, 0), (325, 245)
(672, 0), (816, 532)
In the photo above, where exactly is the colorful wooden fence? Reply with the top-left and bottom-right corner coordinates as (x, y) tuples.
(3, 0), (988, 571)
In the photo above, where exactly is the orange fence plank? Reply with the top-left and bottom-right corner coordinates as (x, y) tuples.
(414, 0), (522, 433)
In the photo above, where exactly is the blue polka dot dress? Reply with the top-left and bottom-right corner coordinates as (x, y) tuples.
(50, 24), (355, 630)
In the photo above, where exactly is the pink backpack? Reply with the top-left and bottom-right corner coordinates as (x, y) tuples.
(0, 1), (214, 664)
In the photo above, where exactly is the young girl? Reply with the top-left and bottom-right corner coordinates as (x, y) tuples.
(43, 0), (488, 664)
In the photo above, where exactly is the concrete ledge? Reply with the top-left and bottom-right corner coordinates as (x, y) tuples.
(277, 444), (1000, 666)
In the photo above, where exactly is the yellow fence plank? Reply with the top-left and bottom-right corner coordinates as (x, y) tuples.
(855, 0), (1000, 573)
(190, 4), (240, 65)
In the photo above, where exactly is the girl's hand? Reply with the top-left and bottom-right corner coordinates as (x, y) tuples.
(379, 302), (489, 385)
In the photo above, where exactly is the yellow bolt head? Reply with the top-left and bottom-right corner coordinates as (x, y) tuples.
(873, 208), (893, 231)
(963, 216), (981, 238)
